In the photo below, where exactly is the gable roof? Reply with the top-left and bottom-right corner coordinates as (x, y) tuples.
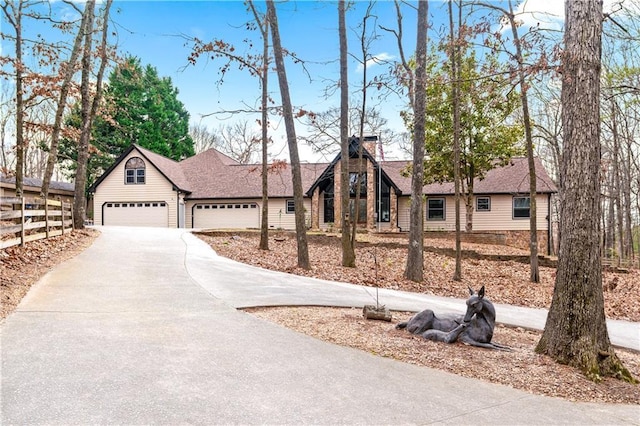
(91, 143), (557, 199)
(306, 137), (402, 196)
(381, 157), (557, 196)
(89, 144), (191, 193)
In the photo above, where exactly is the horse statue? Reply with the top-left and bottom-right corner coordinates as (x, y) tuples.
(396, 286), (511, 351)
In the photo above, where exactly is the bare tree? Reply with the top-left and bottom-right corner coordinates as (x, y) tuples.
(339, 0), (355, 267)
(187, 1), (273, 250)
(217, 121), (262, 164)
(1, 0), (29, 195)
(536, 0), (634, 383)
(247, 0), (271, 251)
(404, 0), (428, 282)
(189, 123), (220, 154)
(448, 0), (462, 281)
(301, 106), (393, 159)
(507, 0), (540, 282)
(381, 0), (427, 281)
(266, 0), (310, 269)
(0, 85), (14, 172)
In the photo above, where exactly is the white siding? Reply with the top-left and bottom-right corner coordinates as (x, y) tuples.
(93, 150), (178, 227)
(266, 198), (311, 230)
(397, 194), (550, 232)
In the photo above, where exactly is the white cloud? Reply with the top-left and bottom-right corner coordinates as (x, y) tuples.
(511, 0), (565, 32)
(356, 52), (394, 73)
(505, 0), (619, 32)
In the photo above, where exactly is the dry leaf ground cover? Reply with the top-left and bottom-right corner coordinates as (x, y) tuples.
(198, 231), (640, 404)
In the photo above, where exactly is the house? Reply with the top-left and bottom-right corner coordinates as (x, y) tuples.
(0, 174), (75, 204)
(89, 138), (557, 252)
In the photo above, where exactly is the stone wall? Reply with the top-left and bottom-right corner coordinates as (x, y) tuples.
(422, 230), (551, 254)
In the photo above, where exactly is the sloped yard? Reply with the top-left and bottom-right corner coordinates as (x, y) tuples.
(1, 229), (638, 404)
(197, 231), (640, 404)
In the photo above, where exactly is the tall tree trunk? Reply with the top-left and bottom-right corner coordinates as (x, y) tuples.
(449, 0), (462, 281)
(507, 0), (539, 282)
(259, 34), (270, 251)
(248, 1), (270, 251)
(266, 0), (310, 269)
(73, 0), (96, 229)
(2, 1), (26, 196)
(536, 0), (634, 383)
(73, 0), (112, 229)
(604, 166), (615, 260)
(404, 0), (427, 282)
(611, 99), (624, 265)
(622, 138), (633, 261)
(42, 5), (90, 199)
(339, 0), (355, 267)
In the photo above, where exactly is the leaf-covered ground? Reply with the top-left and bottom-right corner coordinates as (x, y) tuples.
(197, 231), (640, 322)
(1, 229), (637, 404)
(198, 231), (640, 404)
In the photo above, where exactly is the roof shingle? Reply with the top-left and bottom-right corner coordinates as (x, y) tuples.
(106, 146), (557, 199)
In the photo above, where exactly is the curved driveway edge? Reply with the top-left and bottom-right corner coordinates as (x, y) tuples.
(181, 231), (639, 352)
(1, 226), (638, 425)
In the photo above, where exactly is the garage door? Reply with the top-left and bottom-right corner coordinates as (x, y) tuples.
(103, 201), (168, 227)
(193, 203), (259, 229)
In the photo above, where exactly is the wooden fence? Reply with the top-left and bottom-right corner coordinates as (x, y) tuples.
(0, 196), (74, 249)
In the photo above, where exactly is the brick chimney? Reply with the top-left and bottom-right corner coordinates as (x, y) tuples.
(361, 135), (378, 160)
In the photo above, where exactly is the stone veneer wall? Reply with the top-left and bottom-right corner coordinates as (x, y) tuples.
(423, 230), (551, 255)
(367, 160), (375, 230)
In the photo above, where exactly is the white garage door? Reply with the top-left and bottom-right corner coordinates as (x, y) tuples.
(193, 203), (259, 229)
(103, 201), (168, 227)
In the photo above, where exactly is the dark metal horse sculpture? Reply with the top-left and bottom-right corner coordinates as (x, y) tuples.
(396, 286), (511, 351)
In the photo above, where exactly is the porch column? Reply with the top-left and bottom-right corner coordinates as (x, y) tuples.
(390, 190), (399, 231)
(311, 186), (320, 230)
(334, 162), (342, 228)
(367, 160), (375, 230)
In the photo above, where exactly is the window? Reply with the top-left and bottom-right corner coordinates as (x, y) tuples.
(125, 157), (145, 184)
(377, 179), (390, 222)
(513, 196), (530, 218)
(286, 199), (295, 214)
(349, 199), (367, 223)
(476, 196), (491, 212)
(349, 172), (367, 196)
(427, 198), (445, 221)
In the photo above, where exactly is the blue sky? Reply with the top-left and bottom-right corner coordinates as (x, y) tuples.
(3, 0), (569, 162)
(106, 1), (426, 161)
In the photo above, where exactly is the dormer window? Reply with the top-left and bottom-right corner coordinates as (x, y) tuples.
(125, 157), (145, 184)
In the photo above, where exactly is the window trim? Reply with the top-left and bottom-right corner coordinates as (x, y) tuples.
(427, 197), (446, 221)
(286, 199), (295, 214)
(476, 196), (491, 212)
(124, 157), (146, 185)
(513, 196), (531, 219)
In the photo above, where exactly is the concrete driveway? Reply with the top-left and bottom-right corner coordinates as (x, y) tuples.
(1, 226), (638, 425)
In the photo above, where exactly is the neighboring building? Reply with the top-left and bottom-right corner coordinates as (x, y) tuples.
(89, 138), (557, 252)
(0, 174), (75, 204)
